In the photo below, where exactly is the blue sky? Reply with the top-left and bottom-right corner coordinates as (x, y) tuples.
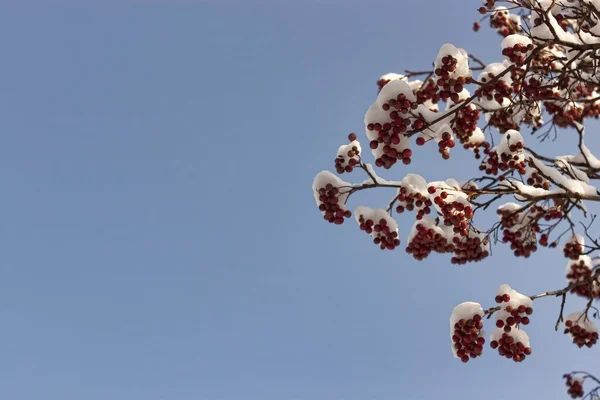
(0, 2), (598, 400)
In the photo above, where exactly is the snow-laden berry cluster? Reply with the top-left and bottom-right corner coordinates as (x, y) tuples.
(480, 129), (526, 175)
(497, 202), (542, 258)
(564, 374), (585, 399)
(312, 171), (352, 224)
(429, 180), (473, 236)
(566, 256), (600, 299)
(490, 285), (533, 362)
(355, 206), (400, 250)
(393, 174), (432, 219)
(406, 217), (454, 260)
(450, 302), (486, 363)
(489, 6), (521, 37)
(365, 80), (417, 169)
(451, 228), (490, 264)
(563, 312), (599, 348)
(335, 135), (361, 174)
(501, 34), (533, 66)
(434, 44), (472, 103)
(564, 234), (585, 260)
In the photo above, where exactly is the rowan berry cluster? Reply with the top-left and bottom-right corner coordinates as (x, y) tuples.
(486, 109), (520, 133)
(452, 314), (485, 363)
(526, 169), (551, 189)
(453, 105), (480, 143)
(480, 131), (526, 175)
(355, 206), (400, 251)
(394, 178), (432, 219)
(564, 375), (585, 399)
(476, 70), (513, 105)
(501, 35), (533, 66)
(490, 285), (533, 362)
(312, 172), (352, 225)
(497, 203), (540, 258)
(437, 130), (456, 160)
(564, 313), (599, 349)
(413, 78), (440, 107)
(545, 102), (584, 128)
(335, 134), (361, 174)
(489, 7), (520, 37)
(451, 231), (490, 264)
(564, 235), (585, 260)
(450, 303), (486, 363)
(431, 189), (473, 236)
(489, 331), (532, 362)
(566, 256), (599, 299)
(406, 218), (453, 260)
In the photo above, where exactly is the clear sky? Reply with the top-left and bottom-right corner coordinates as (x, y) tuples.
(0, 2), (598, 400)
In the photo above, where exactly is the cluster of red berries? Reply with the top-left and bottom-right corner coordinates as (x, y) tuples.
(497, 208), (540, 258)
(564, 319), (599, 348)
(564, 238), (584, 260)
(489, 8), (518, 37)
(357, 216), (400, 250)
(435, 57), (469, 103)
(395, 186), (432, 219)
(496, 205), (524, 229)
(335, 133), (360, 174)
(431, 190), (473, 235)
(452, 314), (485, 363)
(414, 78), (440, 107)
(504, 229), (538, 258)
(486, 109), (520, 133)
(437, 131), (456, 160)
(367, 123), (412, 169)
(583, 100), (600, 120)
(539, 233), (550, 247)
(453, 105), (480, 143)
(476, 73), (513, 105)
(544, 102), (583, 128)
(567, 258), (599, 299)
(538, 205), (564, 223)
(494, 295), (533, 332)
(480, 143), (526, 175)
(316, 184), (352, 224)
(526, 170), (551, 189)
(406, 222), (453, 260)
(451, 234), (490, 264)
(564, 374), (585, 399)
(502, 42), (533, 66)
(463, 139), (490, 160)
(509, 68), (524, 93)
(490, 332), (532, 362)
(522, 76), (556, 101)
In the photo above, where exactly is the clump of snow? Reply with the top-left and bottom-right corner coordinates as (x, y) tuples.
(558, 140), (600, 170)
(379, 72), (405, 82)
